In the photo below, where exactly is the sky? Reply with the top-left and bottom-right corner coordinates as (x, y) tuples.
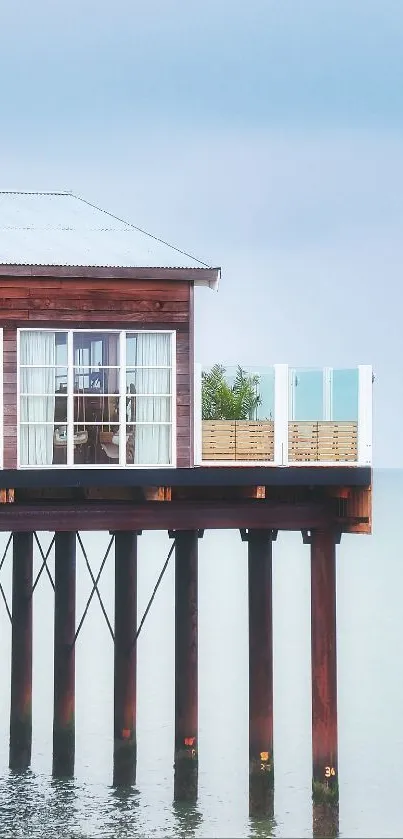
(1, 0), (402, 465)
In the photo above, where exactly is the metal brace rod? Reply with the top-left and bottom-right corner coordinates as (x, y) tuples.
(73, 533), (114, 647)
(0, 533), (12, 623)
(128, 538), (175, 652)
(32, 533), (55, 594)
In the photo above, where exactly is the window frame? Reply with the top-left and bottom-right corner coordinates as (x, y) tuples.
(17, 328), (177, 469)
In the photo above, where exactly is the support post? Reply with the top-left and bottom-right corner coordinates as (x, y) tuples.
(9, 531), (33, 771)
(310, 529), (339, 813)
(53, 531), (76, 777)
(113, 531), (138, 786)
(247, 528), (275, 815)
(174, 530), (199, 801)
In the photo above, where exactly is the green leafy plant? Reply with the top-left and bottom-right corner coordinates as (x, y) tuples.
(201, 364), (261, 420)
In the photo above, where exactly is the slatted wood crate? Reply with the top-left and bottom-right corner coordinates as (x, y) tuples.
(202, 421), (236, 460)
(288, 421), (358, 462)
(202, 420), (274, 461)
(235, 421), (274, 461)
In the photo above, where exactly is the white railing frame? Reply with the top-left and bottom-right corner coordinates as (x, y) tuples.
(358, 364), (373, 465)
(274, 363), (289, 466)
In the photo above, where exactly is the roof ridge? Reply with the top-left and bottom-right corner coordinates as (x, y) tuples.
(0, 190), (71, 196)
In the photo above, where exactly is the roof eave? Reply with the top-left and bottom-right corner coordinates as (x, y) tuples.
(0, 264), (221, 285)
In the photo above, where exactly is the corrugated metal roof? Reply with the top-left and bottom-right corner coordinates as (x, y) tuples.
(0, 191), (219, 285)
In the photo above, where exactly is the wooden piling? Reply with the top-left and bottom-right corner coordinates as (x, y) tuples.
(248, 528), (275, 815)
(53, 531), (76, 777)
(310, 528), (339, 809)
(9, 531), (33, 771)
(312, 802), (339, 839)
(174, 530), (198, 801)
(113, 531), (138, 786)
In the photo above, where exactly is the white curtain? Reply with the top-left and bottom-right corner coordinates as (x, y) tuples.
(20, 331), (56, 465)
(133, 333), (171, 464)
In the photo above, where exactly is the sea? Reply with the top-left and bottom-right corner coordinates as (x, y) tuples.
(0, 468), (401, 838)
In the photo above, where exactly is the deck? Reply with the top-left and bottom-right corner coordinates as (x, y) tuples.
(196, 363), (372, 467)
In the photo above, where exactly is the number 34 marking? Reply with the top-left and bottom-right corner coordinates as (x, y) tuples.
(325, 766), (336, 778)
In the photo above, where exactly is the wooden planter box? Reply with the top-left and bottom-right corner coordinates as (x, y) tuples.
(288, 421), (358, 462)
(202, 420), (358, 462)
(202, 420), (274, 461)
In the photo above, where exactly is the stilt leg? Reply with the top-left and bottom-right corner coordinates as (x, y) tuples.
(9, 532), (33, 771)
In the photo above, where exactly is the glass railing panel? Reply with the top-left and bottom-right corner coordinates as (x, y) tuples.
(331, 368), (359, 421)
(288, 366), (359, 463)
(202, 364), (274, 421)
(289, 368), (324, 421)
(201, 365), (275, 461)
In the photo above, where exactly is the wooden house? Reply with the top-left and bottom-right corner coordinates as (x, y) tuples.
(0, 190), (219, 471)
(0, 190), (373, 806)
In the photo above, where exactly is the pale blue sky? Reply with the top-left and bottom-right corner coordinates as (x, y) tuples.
(1, 0), (402, 465)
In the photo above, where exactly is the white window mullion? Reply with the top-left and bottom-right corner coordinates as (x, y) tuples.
(119, 331), (126, 466)
(67, 331), (74, 466)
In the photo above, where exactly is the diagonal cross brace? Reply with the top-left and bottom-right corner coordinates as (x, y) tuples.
(0, 533), (12, 623)
(73, 533), (115, 647)
(32, 533), (55, 594)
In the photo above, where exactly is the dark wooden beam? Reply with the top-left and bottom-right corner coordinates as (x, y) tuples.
(174, 530), (198, 801)
(310, 529), (339, 811)
(248, 529), (275, 817)
(113, 532), (138, 787)
(142, 486), (172, 501)
(0, 466), (372, 489)
(9, 532), (33, 770)
(0, 501), (338, 532)
(53, 532), (76, 778)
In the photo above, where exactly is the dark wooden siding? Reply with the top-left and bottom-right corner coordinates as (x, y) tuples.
(0, 278), (190, 325)
(0, 276), (193, 468)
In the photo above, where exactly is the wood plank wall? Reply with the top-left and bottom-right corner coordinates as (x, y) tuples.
(0, 277), (193, 468)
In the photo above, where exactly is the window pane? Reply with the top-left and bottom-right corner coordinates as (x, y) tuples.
(126, 369), (171, 395)
(126, 396), (172, 423)
(55, 333), (68, 366)
(332, 369), (359, 421)
(20, 331), (67, 367)
(126, 332), (171, 367)
(53, 425), (68, 464)
(74, 367), (119, 394)
(20, 395), (67, 423)
(20, 424), (67, 466)
(74, 395), (119, 424)
(126, 423), (172, 465)
(73, 424), (120, 464)
(73, 332), (120, 366)
(20, 367), (68, 394)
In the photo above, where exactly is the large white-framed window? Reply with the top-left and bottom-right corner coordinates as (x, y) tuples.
(17, 329), (176, 468)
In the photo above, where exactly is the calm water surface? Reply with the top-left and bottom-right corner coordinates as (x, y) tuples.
(0, 468), (402, 837)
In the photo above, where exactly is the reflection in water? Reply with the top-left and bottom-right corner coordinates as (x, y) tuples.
(249, 813), (277, 838)
(171, 800), (203, 838)
(103, 786), (141, 837)
(312, 802), (339, 839)
(0, 771), (83, 838)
